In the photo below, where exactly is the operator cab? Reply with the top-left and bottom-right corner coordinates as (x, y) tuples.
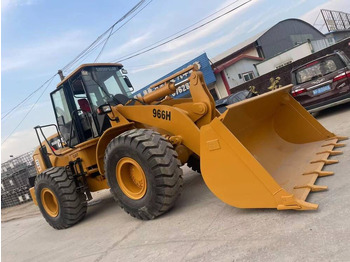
(51, 63), (133, 147)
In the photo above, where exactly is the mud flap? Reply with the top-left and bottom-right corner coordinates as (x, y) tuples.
(200, 85), (347, 210)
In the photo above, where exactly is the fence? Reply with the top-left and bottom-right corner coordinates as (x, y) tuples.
(1, 152), (36, 208)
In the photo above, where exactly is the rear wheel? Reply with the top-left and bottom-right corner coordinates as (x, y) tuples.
(35, 167), (87, 229)
(104, 129), (183, 220)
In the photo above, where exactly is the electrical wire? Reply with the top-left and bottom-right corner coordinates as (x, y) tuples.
(2, 1), (152, 133)
(313, 11), (321, 26)
(1, 74), (57, 120)
(2, 0), (249, 143)
(67, 0), (153, 69)
(113, 0), (241, 63)
(2, 75), (57, 145)
(94, 0), (152, 62)
(110, 0), (252, 63)
(62, 0), (149, 72)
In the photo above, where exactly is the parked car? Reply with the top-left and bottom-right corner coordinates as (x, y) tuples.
(215, 90), (257, 113)
(291, 50), (350, 113)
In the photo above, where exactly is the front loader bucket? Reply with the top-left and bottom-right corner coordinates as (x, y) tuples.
(200, 85), (347, 210)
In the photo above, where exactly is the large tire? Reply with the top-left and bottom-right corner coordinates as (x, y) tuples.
(104, 129), (183, 220)
(187, 155), (201, 173)
(35, 167), (87, 229)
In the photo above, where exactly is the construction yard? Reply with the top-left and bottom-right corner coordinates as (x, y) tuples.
(2, 103), (350, 262)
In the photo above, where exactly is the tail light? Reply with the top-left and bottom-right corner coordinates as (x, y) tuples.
(292, 88), (306, 97)
(333, 71), (350, 82)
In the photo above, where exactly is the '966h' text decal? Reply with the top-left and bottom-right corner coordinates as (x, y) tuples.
(152, 109), (171, 121)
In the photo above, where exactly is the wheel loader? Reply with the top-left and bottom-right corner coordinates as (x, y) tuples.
(29, 63), (347, 229)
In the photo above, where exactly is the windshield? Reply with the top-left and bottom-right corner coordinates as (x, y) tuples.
(294, 55), (345, 84)
(82, 66), (132, 109)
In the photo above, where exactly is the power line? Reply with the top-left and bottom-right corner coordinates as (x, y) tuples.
(111, 0), (252, 63)
(94, 26), (115, 63)
(62, 0), (150, 73)
(113, 0), (241, 63)
(1, 73), (58, 121)
(2, 1), (152, 134)
(2, 74), (57, 145)
(94, 0), (152, 62)
(70, 0), (153, 69)
(313, 11), (321, 28)
(2, 0), (248, 143)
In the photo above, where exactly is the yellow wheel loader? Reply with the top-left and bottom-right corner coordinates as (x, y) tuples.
(30, 63), (347, 229)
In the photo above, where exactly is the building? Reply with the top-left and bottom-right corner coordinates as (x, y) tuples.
(133, 53), (223, 100)
(134, 17), (345, 101)
(211, 18), (334, 95)
(255, 38), (335, 76)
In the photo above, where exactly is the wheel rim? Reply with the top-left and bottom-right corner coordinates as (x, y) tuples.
(41, 188), (59, 217)
(116, 157), (147, 200)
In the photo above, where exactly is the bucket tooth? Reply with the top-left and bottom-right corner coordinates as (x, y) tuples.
(311, 159), (339, 165)
(317, 150), (343, 156)
(303, 171), (334, 177)
(277, 199), (318, 210)
(322, 143), (345, 148)
(317, 171), (335, 177)
(294, 184), (328, 192)
(326, 136), (348, 141)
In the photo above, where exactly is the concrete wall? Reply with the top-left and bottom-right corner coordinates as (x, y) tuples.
(209, 81), (228, 99)
(214, 58), (260, 95)
(256, 42), (313, 75)
(242, 46), (260, 57)
(255, 38), (338, 76)
(312, 38), (335, 52)
(327, 31), (350, 42)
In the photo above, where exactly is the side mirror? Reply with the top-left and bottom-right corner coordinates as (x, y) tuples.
(123, 75), (134, 92)
(121, 68), (128, 74)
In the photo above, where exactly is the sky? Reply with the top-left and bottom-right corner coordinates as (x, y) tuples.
(1, 0), (349, 162)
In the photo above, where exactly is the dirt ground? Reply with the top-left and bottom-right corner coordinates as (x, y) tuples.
(2, 103), (350, 262)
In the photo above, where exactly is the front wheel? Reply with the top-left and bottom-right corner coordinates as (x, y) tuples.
(104, 129), (183, 220)
(35, 167), (87, 229)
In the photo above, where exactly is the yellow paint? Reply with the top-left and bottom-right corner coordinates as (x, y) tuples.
(41, 188), (59, 217)
(31, 63), (346, 211)
(29, 187), (38, 205)
(95, 123), (134, 175)
(85, 175), (109, 192)
(199, 85), (340, 210)
(116, 157), (147, 200)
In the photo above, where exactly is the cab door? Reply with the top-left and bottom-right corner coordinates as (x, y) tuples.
(51, 84), (83, 147)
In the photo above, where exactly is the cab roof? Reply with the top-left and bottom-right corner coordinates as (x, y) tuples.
(56, 63), (123, 87)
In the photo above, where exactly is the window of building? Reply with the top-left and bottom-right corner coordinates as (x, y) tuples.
(18, 196), (24, 202)
(242, 71), (255, 82)
(25, 194), (30, 200)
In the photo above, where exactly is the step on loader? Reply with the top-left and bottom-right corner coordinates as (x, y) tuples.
(29, 63), (347, 229)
